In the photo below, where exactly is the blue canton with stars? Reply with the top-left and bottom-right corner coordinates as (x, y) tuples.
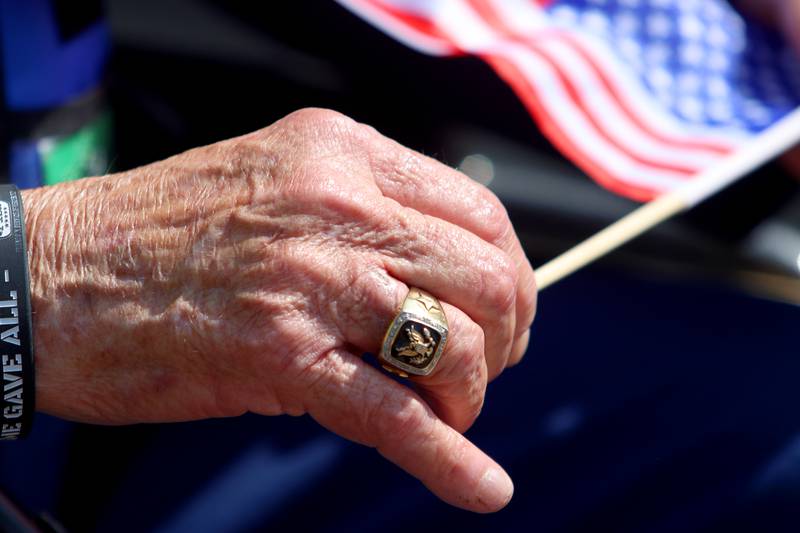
(543, 0), (800, 133)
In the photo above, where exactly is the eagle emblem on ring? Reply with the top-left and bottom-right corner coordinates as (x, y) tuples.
(395, 326), (436, 365)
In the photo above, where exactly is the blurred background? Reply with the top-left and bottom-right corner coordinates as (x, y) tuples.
(2, 1), (800, 531)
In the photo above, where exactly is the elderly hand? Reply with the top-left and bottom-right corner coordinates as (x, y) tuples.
(23, 109), (537, 513)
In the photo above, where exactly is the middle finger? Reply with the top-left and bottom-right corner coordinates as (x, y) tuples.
(369, 201), (518, 380)
(329, 264), (489, 433)
(364, 135), (537, 366)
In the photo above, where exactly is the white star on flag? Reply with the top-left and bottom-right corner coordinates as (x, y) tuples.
(336, 0), (800, 202)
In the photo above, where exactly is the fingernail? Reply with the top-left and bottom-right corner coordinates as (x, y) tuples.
(477, 466), (514, 511)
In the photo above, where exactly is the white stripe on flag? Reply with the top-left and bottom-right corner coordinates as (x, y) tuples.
(487, 0), (549, 32)
(502, 44), (689, 192)
(438, 0), (502, 50)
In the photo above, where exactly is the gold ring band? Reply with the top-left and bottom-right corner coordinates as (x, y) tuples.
(379, 287), (448, 377)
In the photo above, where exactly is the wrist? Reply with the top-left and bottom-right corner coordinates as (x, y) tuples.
(21, 184), (93, 419)
(19, 173), (223, 424)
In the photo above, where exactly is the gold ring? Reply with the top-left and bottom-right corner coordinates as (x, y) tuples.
(379, 287), (448, 377)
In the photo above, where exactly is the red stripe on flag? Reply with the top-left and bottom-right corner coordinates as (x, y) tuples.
(359, 0), (462, 54)
(528, 41), (698, 175)
(484, 53), (661, 201)
(465, 0), (510, 35)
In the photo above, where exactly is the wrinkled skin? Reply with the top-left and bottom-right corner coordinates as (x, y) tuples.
(24, 109), (537, 513)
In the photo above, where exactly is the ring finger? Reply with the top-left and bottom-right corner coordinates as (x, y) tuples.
(332, 265), (488, 433)
(372, 203), (518, 380)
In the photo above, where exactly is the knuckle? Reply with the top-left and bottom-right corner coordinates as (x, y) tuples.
(367, 390), (424, 447)
(479, 253), (518, 315)
(463, 355), (487, 427)
(479, 192), (513, 244)
(280, 107), (372, 146)
(330, 266), (403, 347)
(459, 386), (486, 432)
(440, 435), (474, 483)
(508, 331), (531, 367)
(522, 273), (539, 327)
(279, 159), (375, 219)
(282, 107), (350, 129)
(302, 350), (351, 405)
(313, 182), (375, 220)
(464, 320), (486, 357)
(372, 145), (425, 186)
(435, 317), (486, 387)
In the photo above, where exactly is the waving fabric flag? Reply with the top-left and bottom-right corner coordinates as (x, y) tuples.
(336, 0), (800, 201)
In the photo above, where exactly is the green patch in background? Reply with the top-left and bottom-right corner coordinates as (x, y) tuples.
(38, 111), (113, 185)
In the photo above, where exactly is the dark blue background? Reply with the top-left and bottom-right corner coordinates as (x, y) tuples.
(3, 268), (800, 532)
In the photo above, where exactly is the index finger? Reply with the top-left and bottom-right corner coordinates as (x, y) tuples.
(302, 347), (514, 513)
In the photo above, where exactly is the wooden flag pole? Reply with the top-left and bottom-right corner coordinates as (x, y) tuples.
(535, 108), (800, 291)
(535, 192), (686, 290)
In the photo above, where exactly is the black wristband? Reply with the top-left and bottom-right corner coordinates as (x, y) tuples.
(0, 185), (34, 440)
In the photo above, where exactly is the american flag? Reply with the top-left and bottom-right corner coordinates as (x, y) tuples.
(336, 0), (800, 201)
